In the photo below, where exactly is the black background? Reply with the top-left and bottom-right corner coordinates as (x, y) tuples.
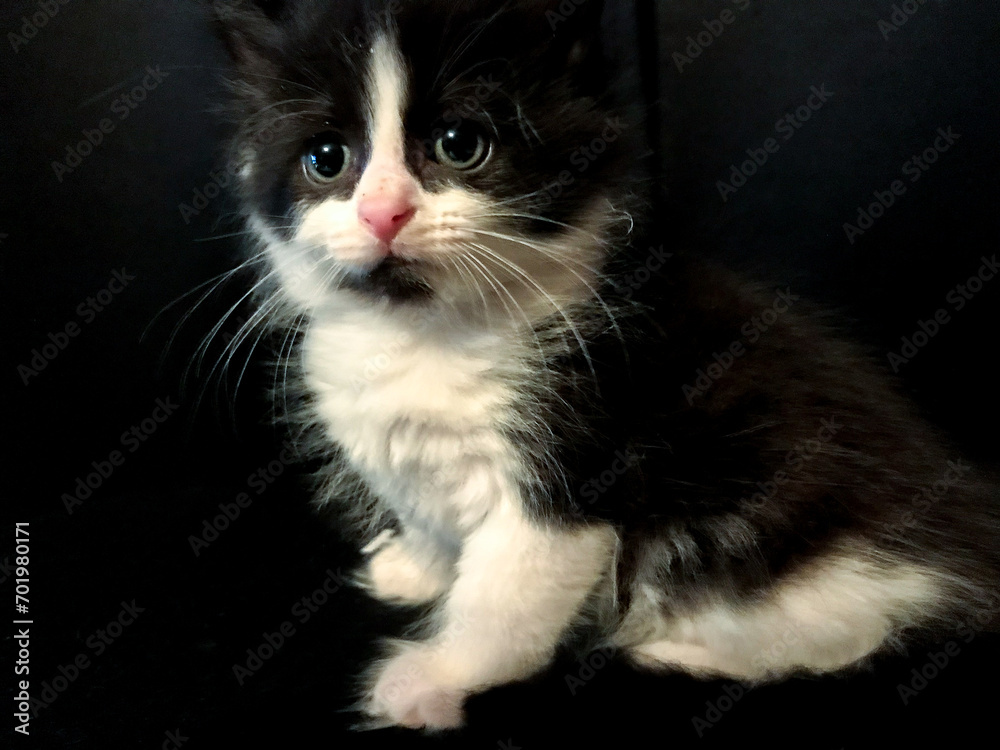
(2, 1), (998, 748)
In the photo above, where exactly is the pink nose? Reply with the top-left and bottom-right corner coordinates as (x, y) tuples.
(358, 195), (416, 244)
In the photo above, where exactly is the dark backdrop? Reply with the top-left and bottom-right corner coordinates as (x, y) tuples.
(2, 1), (998, 748)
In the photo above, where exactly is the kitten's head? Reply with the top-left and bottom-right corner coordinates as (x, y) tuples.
(215, 0), (639, 325)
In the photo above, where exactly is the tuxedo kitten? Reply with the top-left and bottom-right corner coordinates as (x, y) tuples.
(211, 0), (1000, 730)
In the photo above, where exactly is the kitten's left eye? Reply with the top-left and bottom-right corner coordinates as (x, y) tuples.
(303, 132), (350, 181)
(434, 125), (490, 170)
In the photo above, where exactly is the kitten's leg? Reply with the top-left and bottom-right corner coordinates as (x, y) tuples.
(365, 502), (617, 729)
(625, 553), (945, 680)
(361, 528), (455, 605)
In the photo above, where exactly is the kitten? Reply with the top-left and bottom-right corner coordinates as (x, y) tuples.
(210, 0), (1000, 730)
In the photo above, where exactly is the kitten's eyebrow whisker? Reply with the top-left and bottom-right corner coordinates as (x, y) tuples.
(224, 109), (332, 172)
(515, 102), (542, 145)
(250, 108), (333, 133)
(441, 56), (508, 89)
(433, 5), (510, 91)
(242, 97), (322, 119)
(232, 72), (328, 100)
(232, 102), (331, 153)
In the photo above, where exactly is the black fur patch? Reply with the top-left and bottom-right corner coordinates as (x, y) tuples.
(214, 0), (632, 240)
(340, 257), (433, 303)
(214, 0), (1000, 632)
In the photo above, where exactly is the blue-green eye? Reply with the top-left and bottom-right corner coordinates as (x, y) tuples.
(434, 125), (490, 170)
(303, 132), (350, 181)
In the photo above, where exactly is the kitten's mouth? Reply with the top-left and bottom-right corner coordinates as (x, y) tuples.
(341, 256), (433, 303)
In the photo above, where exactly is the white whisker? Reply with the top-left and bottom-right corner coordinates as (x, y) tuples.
(465, 241), (599, 389)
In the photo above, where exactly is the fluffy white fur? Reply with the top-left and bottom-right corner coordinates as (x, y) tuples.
(366, 502), (617, 728)
(262, 34), (610, 327)
(243, 31), (957, 730)
(252, 34), (621, 728)
(622, 551), (949, 680)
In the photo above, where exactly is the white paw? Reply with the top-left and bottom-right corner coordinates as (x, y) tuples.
(363, 536), (450, 605)
(367, 647), (467, 730)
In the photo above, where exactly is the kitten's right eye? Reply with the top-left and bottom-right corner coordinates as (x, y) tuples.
(303, 133), (350, 182)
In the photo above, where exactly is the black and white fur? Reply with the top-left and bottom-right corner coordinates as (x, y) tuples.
(210, 0), (1000, 730)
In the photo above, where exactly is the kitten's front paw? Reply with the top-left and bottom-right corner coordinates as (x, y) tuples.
(366, 647), (467, 730)
(362, 535), (450, 605)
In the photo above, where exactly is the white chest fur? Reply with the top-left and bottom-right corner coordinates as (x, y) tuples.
(303, 305), (528, 539)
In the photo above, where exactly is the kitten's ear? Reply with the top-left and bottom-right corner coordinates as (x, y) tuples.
(209, 0), (288, 67)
